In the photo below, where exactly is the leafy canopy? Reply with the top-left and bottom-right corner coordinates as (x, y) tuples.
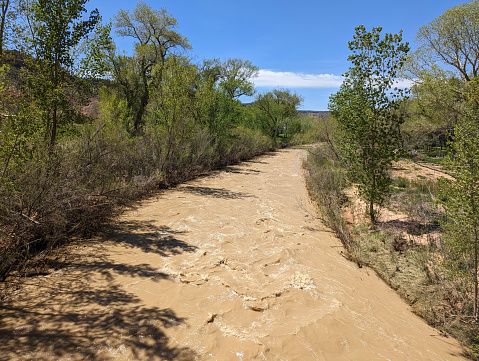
(329, 25), (410, 224)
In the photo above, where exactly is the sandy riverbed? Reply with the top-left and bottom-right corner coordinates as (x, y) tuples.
(0, 148), (468, 360)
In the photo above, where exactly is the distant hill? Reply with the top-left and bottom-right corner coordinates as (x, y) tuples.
(242, 102), (331, 119)
(298, 110), (331, 119)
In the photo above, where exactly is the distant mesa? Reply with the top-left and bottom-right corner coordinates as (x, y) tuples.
(297, 110), (330, 118)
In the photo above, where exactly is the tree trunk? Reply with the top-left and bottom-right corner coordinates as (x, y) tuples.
(0, 0), (9, 61)
(133, 69), (150, 133)
(50, 53), (59, 147)
(369, 200), (376, 225)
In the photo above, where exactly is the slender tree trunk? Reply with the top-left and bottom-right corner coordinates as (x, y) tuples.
(50, 54), (59, 147)
(133, 65), (150, 133)
(369, 200), (375, 224)
(0, 0), (9, 62)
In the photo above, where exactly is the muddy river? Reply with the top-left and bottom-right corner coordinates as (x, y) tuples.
(0, 148), (468, 360)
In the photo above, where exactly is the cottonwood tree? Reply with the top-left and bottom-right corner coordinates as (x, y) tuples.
(29, 0), (100, 147)
(0, 0), (10, 60)
(254, 89), (302, 143)
(414, 1), (479, 320)
(414, 1), (479, 84)
(195, 57), (259, 147)
(112, 1), (191, 133)
(329, 25), (410, 224)
(440, 106), (479, 320)
(148, 56), (198, 173)
(217, 58), (258, 99)
(401, 1), (479, 149)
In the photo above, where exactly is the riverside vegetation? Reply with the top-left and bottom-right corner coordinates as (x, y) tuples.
(305, 2), (479, 357)
(0, 0), (308, 282)
(2, 0), (479, 358)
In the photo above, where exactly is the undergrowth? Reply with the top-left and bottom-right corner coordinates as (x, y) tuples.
(0, 121), (273, 282)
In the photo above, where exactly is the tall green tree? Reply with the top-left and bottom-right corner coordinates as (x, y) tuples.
(194, 57), (258, 146)
(112, 1), (191, 133)
(254, 89), (302, 142)
(217, 58), (258, 99)
(148, 56), (198, 173)
(401, 1), (479, 146)
(414, 1), (479, 84)
(0, 0), (10, 60)
(29, 0), (100, 146)
(440, 106), (479, 320)
(329, 25), (410, 224)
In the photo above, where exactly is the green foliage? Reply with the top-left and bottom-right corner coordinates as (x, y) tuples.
(254, 88), (302, 144)
(78, 22), (114, 78)
(28, 0), (100, 146)
(402, 1), (479, 155)
(403, 0), (479, 322)
(0, 0), (10, 60)
(329, 25), (410, 224)
(439, 109), (479, 320)
(217, 58), (258, 99)
(414, 1), (479, 83)
(111, 1), (191, 133)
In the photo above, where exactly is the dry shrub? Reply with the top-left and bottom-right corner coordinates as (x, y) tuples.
(0, 121), (273, 281)
(304, 145), (356, 256)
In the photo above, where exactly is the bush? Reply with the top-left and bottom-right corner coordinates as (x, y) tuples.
(304, 145), (355, 254)
(0, 116), (273, 281)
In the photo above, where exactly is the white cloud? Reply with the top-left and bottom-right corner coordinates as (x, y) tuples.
(394, 79), (414, 88)
(253, 69), (413, 90)
(254, 70), (343, 88)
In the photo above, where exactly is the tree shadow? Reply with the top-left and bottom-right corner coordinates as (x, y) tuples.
(225, 166), (261, 175)
(0, 218), (200, 360)
(243, 152), (278, 163)
(0, 248), (197, 360)
(244, 160), (269, 165)
(105, 221), (198, 256)
(179, 186), (256, 200)
(381, 219), (440, 236)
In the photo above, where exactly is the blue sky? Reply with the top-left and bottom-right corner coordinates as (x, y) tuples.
(87, 0), (464, 110)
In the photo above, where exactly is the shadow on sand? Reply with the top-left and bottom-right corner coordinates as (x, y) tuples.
(106, 221), (198, 256)
(0, 221), (199, 360)
(179, 185), (256, 200)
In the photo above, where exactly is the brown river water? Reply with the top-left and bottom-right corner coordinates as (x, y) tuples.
(0, 148), (468, 360)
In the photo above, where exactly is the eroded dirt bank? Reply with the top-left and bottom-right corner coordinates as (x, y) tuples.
(0, 148), (468, 360)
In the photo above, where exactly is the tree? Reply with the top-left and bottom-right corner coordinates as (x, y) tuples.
(440, 108), (479, 320)
(112, 1), (191, 133)
(414, 1), (479, 84)
(78, 22), (114, 79)
(148, 56), (198, 173)
(328, 25), (410, 224)
(29, 0), (100, 146)
(217, 58), (258, 99)
(0, 0), (10, 60)
(408, 0), (479, 322)
(194, 58), (258, 145)
(254, 89), (302, 142)
(401, 1), (479, 151)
